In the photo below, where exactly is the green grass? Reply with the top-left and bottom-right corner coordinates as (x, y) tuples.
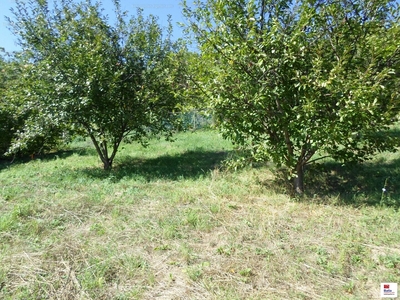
(0, 130), (400, 299)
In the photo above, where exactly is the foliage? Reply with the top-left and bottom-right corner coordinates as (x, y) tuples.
(170, 49), (215, 129)
(0, 52), (16, 156)
(178, 51), (212, 110)
(183, 0), (400, 194)
(0, 51), (66, 157)
(7, 0), (186, 169)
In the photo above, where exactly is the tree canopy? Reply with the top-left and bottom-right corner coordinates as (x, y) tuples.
(0, 52), (16, 156)
(183, 0), (400, 194)
(7, 0), (186, 169)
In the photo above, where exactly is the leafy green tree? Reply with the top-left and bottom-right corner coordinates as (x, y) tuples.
(7, 0), (185, 169)
(183, 0), (400, 194)
(1, 51), (72, 158)
(0, 52), (15, 156)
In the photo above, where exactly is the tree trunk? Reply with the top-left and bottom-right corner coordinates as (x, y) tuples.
(103, 158), (112, 170)
(88, 133), (114, 170)
(293, 162), (305, 195)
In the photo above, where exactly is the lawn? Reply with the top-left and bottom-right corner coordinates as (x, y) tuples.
(0, 130), (399, 299)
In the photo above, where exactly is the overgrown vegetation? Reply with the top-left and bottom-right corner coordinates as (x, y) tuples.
(1, 130), (399, 299)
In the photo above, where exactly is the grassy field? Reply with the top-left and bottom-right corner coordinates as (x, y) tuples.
(0, 130), (399, 299)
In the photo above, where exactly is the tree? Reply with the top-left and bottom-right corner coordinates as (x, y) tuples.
(0, 51), (73, 158)
(7, 0), (185, 169)
(183, 0), (400, 195)
(0, 52), (16, 156)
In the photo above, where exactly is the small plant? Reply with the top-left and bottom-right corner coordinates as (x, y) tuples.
(351, 254), (362, 265)
(379, 254), (400, 269)
(185, 262), (209, 282)
(316, 247), (329, 267)
(186, 265), (203, 281)
(185, 209), (199, 228)
(179, 244), (196, 264)
(217, 246), (233, 256)
(239, 268), (252, 277)
(209, 203), (220, 214)
(343, 281), (355, 294)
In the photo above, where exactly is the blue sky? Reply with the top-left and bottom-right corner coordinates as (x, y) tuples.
(0, 0), (190, 53)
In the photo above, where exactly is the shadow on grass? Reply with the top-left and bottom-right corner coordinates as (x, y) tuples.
(75, 149), (230, 181)
(303, 157), (400, 207)
(0, 150), (74, 171)
(0, 146), (99, 172)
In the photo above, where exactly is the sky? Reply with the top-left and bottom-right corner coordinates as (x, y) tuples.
(0, 0), (191, 53)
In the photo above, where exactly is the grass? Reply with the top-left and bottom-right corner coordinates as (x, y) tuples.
(0, 129), (400, 299)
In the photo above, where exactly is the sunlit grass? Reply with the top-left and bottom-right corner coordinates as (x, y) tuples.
(0, 130), (399, 299)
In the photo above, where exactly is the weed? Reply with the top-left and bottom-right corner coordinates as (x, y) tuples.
(217, 245), (233, 256)
(209, 203), (220, 214)
(379, 254), (400, 269)
(316, 247), (329, 267)
(185, 265), (203, 281)
(239, 268), (252, 277)
(343, 281), (356, 294)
